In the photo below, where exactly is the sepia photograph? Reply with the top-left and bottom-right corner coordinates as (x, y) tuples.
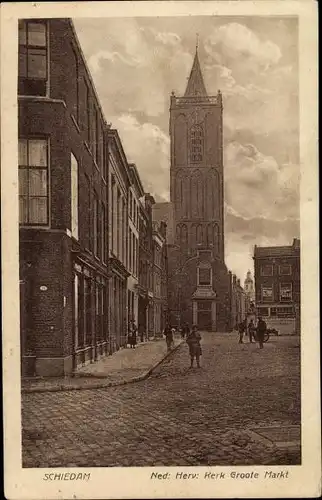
(1, 1), (320, 499)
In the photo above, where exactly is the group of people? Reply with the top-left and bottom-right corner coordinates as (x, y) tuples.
(164, 323), (202, 368)
(237, 317), (267, 349)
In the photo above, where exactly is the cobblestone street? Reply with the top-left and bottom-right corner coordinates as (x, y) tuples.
(22, 333), (301, 467)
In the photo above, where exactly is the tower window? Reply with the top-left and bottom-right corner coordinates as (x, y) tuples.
(190, 125), (203, 163)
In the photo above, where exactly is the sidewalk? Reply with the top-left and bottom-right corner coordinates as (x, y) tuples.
(21, 336), (183, 393)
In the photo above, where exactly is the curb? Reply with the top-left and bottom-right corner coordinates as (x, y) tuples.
(22, 341), (184, 394)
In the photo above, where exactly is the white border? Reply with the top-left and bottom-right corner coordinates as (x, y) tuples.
(1, 2), (320, 499)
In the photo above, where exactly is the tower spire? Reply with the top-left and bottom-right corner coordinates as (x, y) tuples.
(184, 40), (208, 97)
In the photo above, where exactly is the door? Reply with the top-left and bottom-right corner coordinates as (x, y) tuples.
(197, 300), (212, 331)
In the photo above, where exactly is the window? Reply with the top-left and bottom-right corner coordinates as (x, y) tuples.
(257, 307), (269, 317)
(84, 275), (92, 346)
(18, 20), (48, 96)
(80, 78), (90, 143)
(280, 283), (292, 302)
(71, 153), (78, 239)
(92, 108), (98, 164)
(270, 307), (277, 317)
(190, 125), (204, 163)
(93, 193), (99, 256)
(85, 175), (91, 250)
(198, 266), (212, 286)
(198, 250), (212, 259)
(19, 138), (48, 225)
(261, 285), (273, 302)
(277, 306), (294, 317)
(72, 47), (79, 122)
(101, 203), (106, 262)
(279, 264), (292, 275)
(261, 264), (273, 276)
(197, 301), (212, 311)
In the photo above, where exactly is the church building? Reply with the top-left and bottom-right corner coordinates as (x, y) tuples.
(153, 46), (231, 331)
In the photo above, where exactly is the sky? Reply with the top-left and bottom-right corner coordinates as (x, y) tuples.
(73, 16), (300, 281)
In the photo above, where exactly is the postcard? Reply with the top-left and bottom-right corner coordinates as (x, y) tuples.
(1, 1), (320, 498)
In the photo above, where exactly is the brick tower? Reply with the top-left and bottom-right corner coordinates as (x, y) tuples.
(168, 46), (230, 331)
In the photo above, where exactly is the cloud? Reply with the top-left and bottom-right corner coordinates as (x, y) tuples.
(224, 141), (300, 221)
(113, 114), (170, 200)
(205, 23), (281, 73)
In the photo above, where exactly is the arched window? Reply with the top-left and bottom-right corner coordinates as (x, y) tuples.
(197, 262), (212, 286)
(176, 223), (188, 247)
(181, 224), (188, 246)
(213, 224), (219, 253)
(196, 224), (203, 246)
(190, 125), (204, 163)
(207, 224), (213, 247)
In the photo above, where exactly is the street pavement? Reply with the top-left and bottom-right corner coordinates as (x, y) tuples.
(22, 337), (182, 392)
(22, 332), (301, 467)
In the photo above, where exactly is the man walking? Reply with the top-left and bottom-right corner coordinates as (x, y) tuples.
(181, 323), (190, 339)
(248, 319), (255, 343)
(256, 317), (267, 349)
(238, 319), (247, 344)
(164, 324), (174, 352)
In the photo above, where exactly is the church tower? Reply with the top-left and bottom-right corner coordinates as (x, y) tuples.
(168, 45), (229, 331)
(170, 47), (224, 258)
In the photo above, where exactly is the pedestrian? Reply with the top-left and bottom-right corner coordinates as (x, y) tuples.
(181, 323), (190, 339)
(238, 319), (247, 344)
(164, 324), (173, 352)
(256, 317), (267, 349)
(128, 320), (137, 349)
(248, 319), (255, 343)
(186, 325), (202, 368)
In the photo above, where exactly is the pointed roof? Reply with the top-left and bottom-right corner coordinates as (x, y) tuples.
(184, 47), (208, 97)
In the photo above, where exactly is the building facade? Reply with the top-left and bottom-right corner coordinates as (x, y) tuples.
(166, 47), (230, 331)
(253, 238), (301, 335)
(229, 275), (247, 327)
(127, 164), (144, 329)
(152, 221), (168, 336)
(137, 194), (154, 340)
(19, 18), (110, 376)
(107, 129), (131, 351)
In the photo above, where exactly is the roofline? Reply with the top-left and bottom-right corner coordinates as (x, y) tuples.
(68, 19), (108, 128)
(128, 163), (145, 197)
(107, 129), (131, 185)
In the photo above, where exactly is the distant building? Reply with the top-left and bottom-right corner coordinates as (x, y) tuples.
(253, 239), (300, 335)
(230, 274), (247, 327)
(244, 270), (255, 304)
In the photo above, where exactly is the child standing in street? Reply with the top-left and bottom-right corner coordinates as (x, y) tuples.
(186, 325), (202, 368)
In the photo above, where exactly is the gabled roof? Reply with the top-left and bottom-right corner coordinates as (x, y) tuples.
(184, 48), (208, 97)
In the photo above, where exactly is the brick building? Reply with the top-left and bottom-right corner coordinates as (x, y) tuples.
(137, 194), (155, 339)
(19, 18), (111, 376)
(154, 47), (230, 331)
(253, 238), (301, 335)
(152, 221), (168, 336)
(127, 164), (144, 328)
(107, 128), (131, 352)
